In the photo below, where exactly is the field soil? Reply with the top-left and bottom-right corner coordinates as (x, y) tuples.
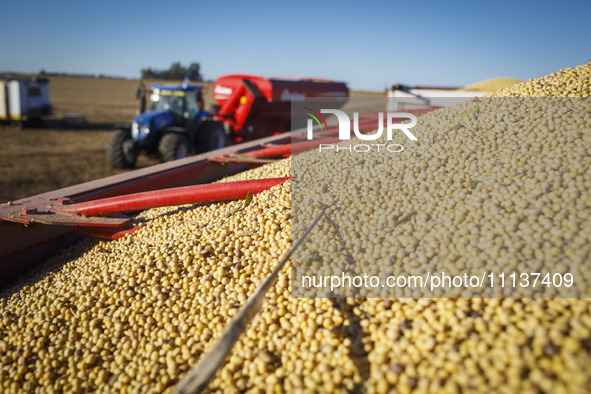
(0, 76), (381, 202)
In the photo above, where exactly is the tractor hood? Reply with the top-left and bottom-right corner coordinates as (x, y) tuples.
(131, 110), (174, 141)
(133, 110), (174, 129)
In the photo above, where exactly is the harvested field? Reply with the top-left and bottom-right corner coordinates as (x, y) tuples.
(0, 76), (158, 203)
(0, 129), (125, 201)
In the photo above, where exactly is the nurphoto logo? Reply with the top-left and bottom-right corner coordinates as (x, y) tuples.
(304, 108), (418, 153)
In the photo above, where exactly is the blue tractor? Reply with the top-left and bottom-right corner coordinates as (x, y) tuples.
(107, 82), (227, 168)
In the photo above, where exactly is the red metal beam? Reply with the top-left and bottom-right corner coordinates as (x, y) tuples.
(54, 177), (291, 216)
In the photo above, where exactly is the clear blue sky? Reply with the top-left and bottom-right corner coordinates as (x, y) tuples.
(1, 0), (589, 90)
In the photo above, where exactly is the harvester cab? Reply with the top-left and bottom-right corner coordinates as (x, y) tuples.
(107, 82), (226, 169)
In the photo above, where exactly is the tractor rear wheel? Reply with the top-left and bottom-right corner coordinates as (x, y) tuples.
(159, 133), (190, 162)
(107, 129), (137, 169)
(196, 121), (227, 153)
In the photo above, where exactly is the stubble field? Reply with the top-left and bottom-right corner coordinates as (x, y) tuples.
(0, 76), (154, 202)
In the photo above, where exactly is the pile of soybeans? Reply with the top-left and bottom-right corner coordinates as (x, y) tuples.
(0, 63), (590, 393)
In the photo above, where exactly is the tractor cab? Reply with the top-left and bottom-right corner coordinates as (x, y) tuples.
(149, 84), (204, 127)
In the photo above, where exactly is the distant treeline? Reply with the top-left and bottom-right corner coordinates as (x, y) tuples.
(140, 62), (203, 81)
(38, 70), (128, 79)
(24, 62), (205, 81)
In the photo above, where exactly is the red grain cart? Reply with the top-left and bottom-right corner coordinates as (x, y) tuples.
(212, 74), (349, 142)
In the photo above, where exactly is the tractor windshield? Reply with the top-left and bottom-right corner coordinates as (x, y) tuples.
(150, 92), (185, 117)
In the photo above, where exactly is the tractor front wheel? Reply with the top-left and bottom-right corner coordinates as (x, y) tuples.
(159, 133), (190, 162)
(107, 129), (137, 169)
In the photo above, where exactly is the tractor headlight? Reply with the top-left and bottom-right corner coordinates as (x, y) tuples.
(140, 124), (150, 138)
(132, 122), (151, 140)
(131, 122), (139, 138)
